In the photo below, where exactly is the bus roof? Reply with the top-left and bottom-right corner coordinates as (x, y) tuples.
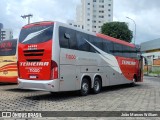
(21, 21), (135, 48)
(97, 33), (135, 48)
(22, 21), (54, 29)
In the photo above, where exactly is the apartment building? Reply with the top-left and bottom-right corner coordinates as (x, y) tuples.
(0, 23), (13, 41)
(68, 0), (113, 33)
(0, 29), (13, 41)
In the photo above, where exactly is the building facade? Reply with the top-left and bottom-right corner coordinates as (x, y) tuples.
(0, 23), (13, 41)
(0, 29), (13, 41)
(68, 0), (113, 33)
(141, 38), (160, 74)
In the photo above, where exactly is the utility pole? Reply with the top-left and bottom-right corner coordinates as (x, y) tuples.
(126, 17), (136, 44)
(21, 14), (33, 24)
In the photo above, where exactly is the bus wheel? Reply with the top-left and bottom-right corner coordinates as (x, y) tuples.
(80, 78), (90, 96)
(93, 77), (101, 94)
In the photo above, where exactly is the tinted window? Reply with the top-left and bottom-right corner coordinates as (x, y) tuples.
(130, 47), (137, 58)
(89, 35), (103, 52)
(59, 27), (77, 49)
(76, 31), (90, 51)
(0, 40), (17, 56)
(88, 35), (95, 52)
(113, 43), (123, 56)
(122, 45), (130, 57)
(19, 25), (54, 44)
(103, 40), (114, 54)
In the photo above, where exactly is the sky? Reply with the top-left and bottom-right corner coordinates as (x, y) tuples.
(0, 0), (160, 44)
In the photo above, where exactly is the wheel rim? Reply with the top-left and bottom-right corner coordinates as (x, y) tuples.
(94, 81), (100, 91)
(82, 82), (89, 94)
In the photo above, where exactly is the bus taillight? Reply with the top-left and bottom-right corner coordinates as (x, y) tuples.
(51, 60), (58, 79)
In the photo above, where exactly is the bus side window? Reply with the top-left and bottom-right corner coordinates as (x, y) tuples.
(59, 27), (77, 50)
(59, 27), (69, 48)
(89, 36), (103, 52)
(76, 31), (90, 52)
(103, 40), (114, 54)
(130, 47), (137, 58)
(113, 43), (123, 57)
(88, 35), (95, 52)
(122, 45), (128, 57)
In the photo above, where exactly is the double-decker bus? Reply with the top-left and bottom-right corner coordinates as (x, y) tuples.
(18, 21), (143, 96)
(0, 39), (18, 83)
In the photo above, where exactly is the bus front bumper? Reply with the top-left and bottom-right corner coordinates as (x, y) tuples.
(18, 78), (59, 92)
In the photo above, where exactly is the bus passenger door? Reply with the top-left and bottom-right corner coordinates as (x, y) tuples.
(137, 55), (143, 82)
(59, 48), (77, 91)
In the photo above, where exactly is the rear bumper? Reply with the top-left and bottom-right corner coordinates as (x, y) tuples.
(18, 78), (59, 92)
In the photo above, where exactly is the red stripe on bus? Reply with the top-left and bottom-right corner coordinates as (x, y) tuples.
(96, 33), (135, 48)
(23, 21), (54, 29)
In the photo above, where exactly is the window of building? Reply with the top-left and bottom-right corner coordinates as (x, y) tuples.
(99, 10), (104, 13)
(99, 0), (104, 3)
(93, 0), (96, 2)
(108, 9), (111, 11)
(99, 16), (104, 18)
(108, 4), (111, 6)
(93, 15), (96, 18)
(108, 14), (111, 17)
(88, 3), (90, 5)
(99, 5), (104, 8)
(87, 19), (90, 21)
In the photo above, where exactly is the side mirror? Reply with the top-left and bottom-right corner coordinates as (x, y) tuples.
(64, 33), (70, 39)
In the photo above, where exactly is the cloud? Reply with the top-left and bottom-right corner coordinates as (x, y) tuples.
(0, 0), (80, 38)
(114, 0), (160, 44)
(0, 0), (160, 44)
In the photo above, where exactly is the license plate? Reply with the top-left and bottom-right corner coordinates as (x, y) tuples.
(30, 75), (37, 79)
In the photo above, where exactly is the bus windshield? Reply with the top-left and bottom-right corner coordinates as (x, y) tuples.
(0, 40), (17, 56)
(19, 25), (54, 44)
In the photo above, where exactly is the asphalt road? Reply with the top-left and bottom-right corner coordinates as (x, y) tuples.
(0, 76), (160, 120)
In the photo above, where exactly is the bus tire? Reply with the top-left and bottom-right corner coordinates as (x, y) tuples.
(93, 77), (101, 94)
(80, 78), (90, 96)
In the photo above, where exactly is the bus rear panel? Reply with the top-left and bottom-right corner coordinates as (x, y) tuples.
(0, 39), (18, 83)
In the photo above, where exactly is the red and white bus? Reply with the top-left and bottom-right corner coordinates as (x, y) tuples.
(17, 21), (143, 96)
(0, 39), (18, 83)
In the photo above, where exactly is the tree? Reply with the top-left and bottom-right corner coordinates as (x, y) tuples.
(101, 22), (133, 43)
